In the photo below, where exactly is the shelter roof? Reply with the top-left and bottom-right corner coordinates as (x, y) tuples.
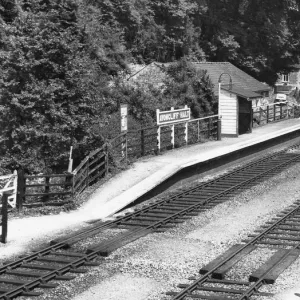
(221, 85), (262, 99)
(193, 62), (270, 96)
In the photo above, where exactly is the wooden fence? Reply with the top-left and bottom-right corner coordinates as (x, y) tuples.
(252, 102), (294, 126)
(11, 114), (219, 207)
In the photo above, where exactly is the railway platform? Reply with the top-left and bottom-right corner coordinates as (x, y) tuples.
(1, 118), (300, 260)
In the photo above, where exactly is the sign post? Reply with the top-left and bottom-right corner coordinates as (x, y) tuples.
(170, 107), (175, 148)
(120, 104), (128, 160)
(156, 105), (191, 151)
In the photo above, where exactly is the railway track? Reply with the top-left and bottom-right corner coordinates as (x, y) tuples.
(167, 200), (300, 300)
(1, 145), (300, 299)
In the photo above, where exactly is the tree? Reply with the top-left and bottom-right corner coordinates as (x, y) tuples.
(163, 59), (217, 117)
(0, 0), (102, 173)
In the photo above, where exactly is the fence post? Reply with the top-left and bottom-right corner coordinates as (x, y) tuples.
(141, 129), (145, 156)
(249, 109), (253, 133)
(16, 169), (25, 211)
(125, 132), (128, 163)
(273, 105), (276, 121)
(157, 126), (161, 154)
(280, 104), (283, 119)
(185, 122), (188, 145)
(43, 176), (50, 202)
(207, 119), (211, 139)
(260, 107), (262, 122)
(86, 156), (90, 188)
(105, 143), (109, 176)
(71, 173), (75, 198)
(197, 119), (200, 141)
(217, 118), (222, 141)
(1, 192), (8, 244)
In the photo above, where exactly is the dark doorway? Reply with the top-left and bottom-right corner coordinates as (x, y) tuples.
(238, 96), (252, 135)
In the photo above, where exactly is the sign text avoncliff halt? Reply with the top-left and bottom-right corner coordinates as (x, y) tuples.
(157, 106), (191, 125)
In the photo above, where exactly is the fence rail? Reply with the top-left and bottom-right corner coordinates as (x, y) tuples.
(252, 102), (294, 126)
(8, 103), (297, 209)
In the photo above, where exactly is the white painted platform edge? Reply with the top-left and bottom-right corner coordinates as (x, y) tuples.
(103, 122), (300, 218)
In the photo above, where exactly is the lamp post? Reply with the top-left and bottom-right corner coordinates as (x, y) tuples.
(218, 73), (233, 119)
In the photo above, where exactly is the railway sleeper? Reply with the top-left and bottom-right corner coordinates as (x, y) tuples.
(5, 270), (76, 281)
(169, 201), (203, 206)
(0, 277), (59, 289)
(199, 244), (256, 279)
(86, 229), (152, 257)
(0, 288), (43, 297)
(173, 284), (272, 297)
(145, 211), (199, 217)
(248, 233), (300, 242)
(249, 249), (300, 284)
(243, 240), (297, 246)
(187, 277), (251, 286)
(268, 229), (300, 236)
(260, 224), (300, 231)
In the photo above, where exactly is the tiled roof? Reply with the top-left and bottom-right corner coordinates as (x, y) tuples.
(193, 62), (270, 96)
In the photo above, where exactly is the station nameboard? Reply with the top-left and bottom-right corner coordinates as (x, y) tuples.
(157, 106), (190, 125)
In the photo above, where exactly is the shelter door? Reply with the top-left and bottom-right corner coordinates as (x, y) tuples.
(238, 96), (252, 135)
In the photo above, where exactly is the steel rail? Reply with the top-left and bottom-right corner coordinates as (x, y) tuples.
(1, 144), (300, 299)
(120, 152), (300, 231)
(170, 201), (300, 300)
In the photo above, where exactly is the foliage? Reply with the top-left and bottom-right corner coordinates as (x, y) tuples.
(1, 0), (300, 174)
(0, 0), (104, 173)
(163, 59), (217, 117)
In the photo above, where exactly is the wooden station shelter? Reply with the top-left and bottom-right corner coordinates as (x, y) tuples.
(219, 85), (264, 136)
(194, 62), (271, 137)
(126, 61), (271, 137)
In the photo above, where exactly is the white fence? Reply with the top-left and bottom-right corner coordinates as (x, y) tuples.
(0, 170), (17, 208)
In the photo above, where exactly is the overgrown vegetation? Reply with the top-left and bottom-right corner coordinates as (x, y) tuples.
(1, 0), (300, 174)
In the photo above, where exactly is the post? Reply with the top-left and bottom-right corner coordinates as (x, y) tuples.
(105, 143), (109, 176)
(125, 132), (128, 162)
(86, 156), (90, 188)
(208, 118), (211, 138)
(280, 104), (283, 119)
(218, 82), (221, 119)
(267, 105), (269, 123)
(141, 129), (145, 156)
(184, 105), (188, 145)
(1, 192), (8, 244)
(43, 176), (50, 202)
(170, 107), (175, 148)
(197, 119), (200, 141)
(273, 104), (276, 121)
(249, 109), (253, 133)
(157, 126), (161, 154)
(68, 146), (73, 173)
(259, 107), (262, 121)
(71, 173), (75, 197)
(16, 169), (25, 211)
(184, 122), (188, 145)
(217, 118), (222, 141)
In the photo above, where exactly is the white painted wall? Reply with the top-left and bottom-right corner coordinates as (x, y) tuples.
(219, 89), (237, 135)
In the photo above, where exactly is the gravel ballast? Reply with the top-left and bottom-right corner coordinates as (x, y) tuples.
(14, 160), (300, 300)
